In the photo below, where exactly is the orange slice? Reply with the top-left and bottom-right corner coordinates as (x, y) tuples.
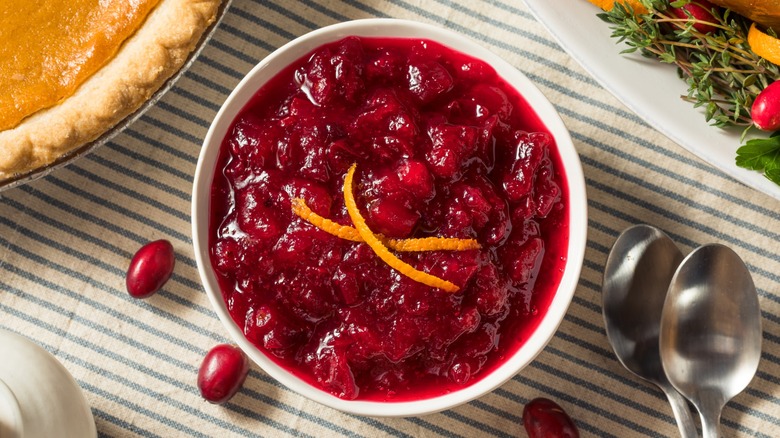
(343, 164), (460, 293)
(748, 22), (780, 66)
(586, 0), (648, 14)
(292, 198), (481, 252)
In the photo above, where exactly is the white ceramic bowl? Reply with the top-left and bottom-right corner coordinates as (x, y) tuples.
(192, 18), (587, 417)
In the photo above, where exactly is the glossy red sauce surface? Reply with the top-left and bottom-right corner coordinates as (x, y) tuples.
(209, 36), (570, 401)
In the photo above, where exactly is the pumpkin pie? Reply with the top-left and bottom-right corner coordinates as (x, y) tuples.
(0, 0), (223, 182)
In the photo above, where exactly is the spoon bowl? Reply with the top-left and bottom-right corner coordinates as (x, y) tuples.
(603, 224), (696, 437)
(660, 243), (762, 438)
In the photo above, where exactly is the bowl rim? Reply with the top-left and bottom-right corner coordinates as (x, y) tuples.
(192, 17), (587, 417)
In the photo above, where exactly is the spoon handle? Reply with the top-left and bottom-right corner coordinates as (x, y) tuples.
(661, 385), (698, 438)
(699, 405), (723, 438)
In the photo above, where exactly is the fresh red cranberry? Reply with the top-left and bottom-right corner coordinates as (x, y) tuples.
(197, 344), (250, 404)
(523, 397), (579, 438)
(670, 1), (718, 34)
(126, 239), (175, 299)
(752, 80), (780, 131)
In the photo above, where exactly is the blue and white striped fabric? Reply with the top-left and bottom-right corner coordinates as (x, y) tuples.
(1, 0), (779, 436)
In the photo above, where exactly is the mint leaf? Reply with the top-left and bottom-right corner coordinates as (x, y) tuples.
(736, 136), (780, 187)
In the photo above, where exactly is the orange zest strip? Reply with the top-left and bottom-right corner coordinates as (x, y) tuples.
(385, 236), (480, 252)
(343, 163), (460, 293)
(292, 198), (480, 252)
(291, 198), (362, 242)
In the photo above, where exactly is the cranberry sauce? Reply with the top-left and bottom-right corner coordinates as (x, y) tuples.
(209, 36), (569, 401)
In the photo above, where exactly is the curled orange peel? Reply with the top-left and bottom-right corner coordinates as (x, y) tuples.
(343, 163), (460, 293)
(291, 198), (362, 242)
(748, 22), (780, 66)
(586, 0), (648, 14)
(292, 197), (480, 252)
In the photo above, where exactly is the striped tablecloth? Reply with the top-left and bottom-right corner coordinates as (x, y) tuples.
(1, 1), (779, 436)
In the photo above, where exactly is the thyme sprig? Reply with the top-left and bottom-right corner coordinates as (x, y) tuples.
(599, 0), (780, 130)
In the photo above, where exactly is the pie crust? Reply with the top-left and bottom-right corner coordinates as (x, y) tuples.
(0, 0), (223, 181)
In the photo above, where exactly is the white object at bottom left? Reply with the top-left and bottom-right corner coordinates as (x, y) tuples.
(0, 329), (96, 438)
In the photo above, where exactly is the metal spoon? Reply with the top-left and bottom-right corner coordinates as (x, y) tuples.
(660, 244), (762, 438)
(603, 224), (697, 438)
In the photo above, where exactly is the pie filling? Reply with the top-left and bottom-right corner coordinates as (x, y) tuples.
(0, 0), (161, 131)
(209, 36), (570, 401)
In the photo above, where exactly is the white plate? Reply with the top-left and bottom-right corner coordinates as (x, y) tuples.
(523, 0), (780, 201)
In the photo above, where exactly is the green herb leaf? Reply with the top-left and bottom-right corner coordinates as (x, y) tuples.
(766, 168), (780, 185)
(736, 135), (780, 184)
